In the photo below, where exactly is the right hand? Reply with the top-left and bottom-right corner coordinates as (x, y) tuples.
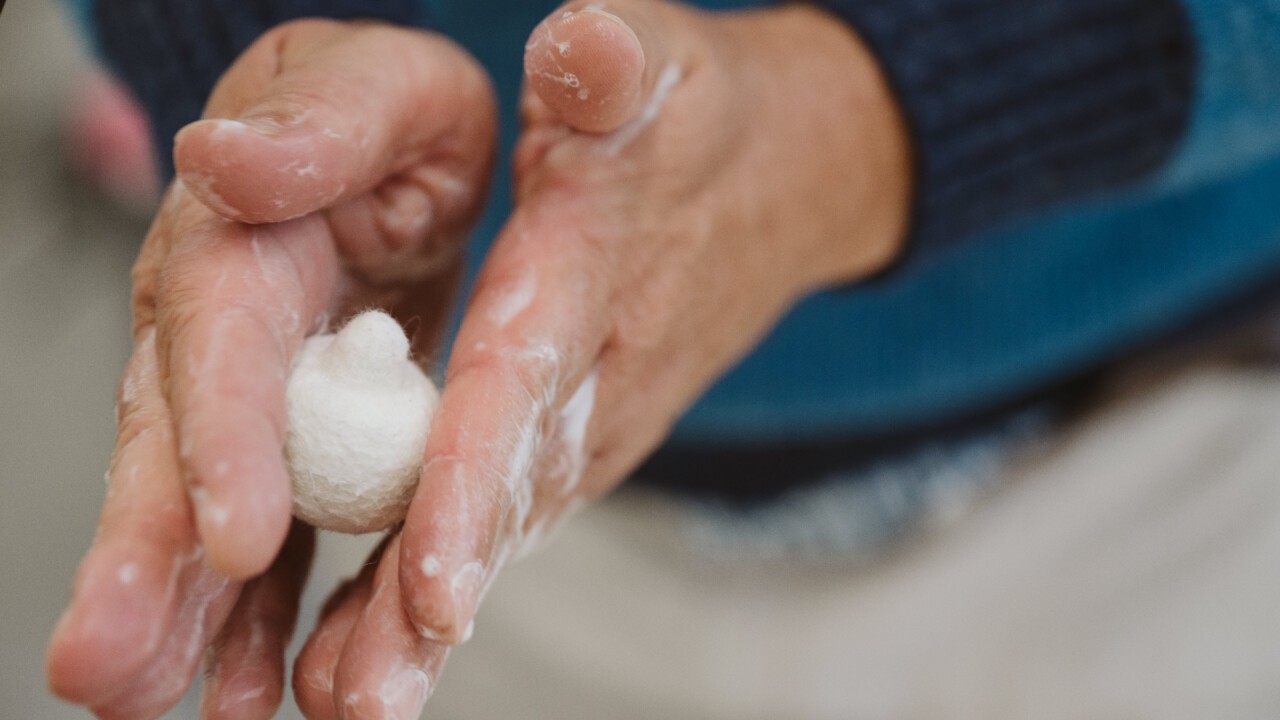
(46, 19), (496, 719)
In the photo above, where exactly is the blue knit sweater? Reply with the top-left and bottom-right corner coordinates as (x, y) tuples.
(72, 0), (1280, 500)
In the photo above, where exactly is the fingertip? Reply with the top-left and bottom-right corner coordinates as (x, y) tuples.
(173, 119), (254, 221)
(398, 495), (485, 647)
(199, 511), (292, 582)
(397, 546), (456, 645)
(332, 537), (445, 720)
(178, 408), (296, 580)
(524, 6), (646, 133)
(46, 543), (176, 705)
(194, 476), (292, 581)
(398, 548), (485, 647)
(291, 674), (334, 720)
(174, 117), (345, 224)
(45, 610), (117, 705)
(292, 633), (343, 720)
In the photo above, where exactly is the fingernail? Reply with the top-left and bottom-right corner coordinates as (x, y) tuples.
(380, 668), (430, 720)
(234, 115), (289, 136)
(186, 117), (283, 143)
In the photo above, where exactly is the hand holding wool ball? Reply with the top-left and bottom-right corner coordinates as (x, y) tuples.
(48, 7), (928, 718)
(284, 310), (439, 534)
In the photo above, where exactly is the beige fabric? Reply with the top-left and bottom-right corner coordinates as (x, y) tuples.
(419, 363), (1280, 720)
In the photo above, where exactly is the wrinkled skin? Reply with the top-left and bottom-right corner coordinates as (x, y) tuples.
(47, 1), (910, 718)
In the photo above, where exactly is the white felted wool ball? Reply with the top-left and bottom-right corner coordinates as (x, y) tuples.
(285, 310), (439, 534)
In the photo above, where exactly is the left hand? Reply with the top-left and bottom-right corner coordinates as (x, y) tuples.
(46, 20), (497, 720)
(295, 1), (911, 717)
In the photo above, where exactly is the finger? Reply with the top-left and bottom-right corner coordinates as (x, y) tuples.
(398, 208), (610, 643)
(156, 205), (339, 578)
(92, 556), (240, 720)
(200, 522), (315, 720)
(333, 536), (450, 720)
(293, 540), (388, 720)
(47, 330), (241, 717)
(174, 19), (496, 226)
(523, 0), (690, 133)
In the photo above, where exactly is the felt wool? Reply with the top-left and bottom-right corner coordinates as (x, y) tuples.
(284, 310), (439, 534)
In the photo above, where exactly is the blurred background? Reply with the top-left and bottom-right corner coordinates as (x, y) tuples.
(1, 1), (140, 716)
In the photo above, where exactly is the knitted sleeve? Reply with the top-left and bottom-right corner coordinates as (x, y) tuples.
(809, 0), (1197, 249)
(75, 0), (1280, 257)
(79, 0), (429, 178)
(1159, 0), (1280, 190)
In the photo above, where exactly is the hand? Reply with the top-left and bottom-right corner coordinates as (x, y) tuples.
(46, 20), (495, 719)
(294, 0), (911, 716)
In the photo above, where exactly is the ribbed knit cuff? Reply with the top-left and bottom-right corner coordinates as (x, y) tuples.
(90, 0), (428, 180)
(812, 0), (1195, 249)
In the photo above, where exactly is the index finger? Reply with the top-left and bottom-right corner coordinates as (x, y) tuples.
(397, 209), (610, 642)
(154, 193), (340, 578)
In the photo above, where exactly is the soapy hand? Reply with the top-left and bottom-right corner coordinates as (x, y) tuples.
(46, 20), (495, 719)
(48, 1), (910, 717)
(294, 0), (911, 716)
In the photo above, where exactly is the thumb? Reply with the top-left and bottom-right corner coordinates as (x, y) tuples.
(174, 19), (495, 224)
(523, 1), (688, 134)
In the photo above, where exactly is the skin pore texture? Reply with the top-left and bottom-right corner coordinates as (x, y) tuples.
(46, 2), (911, 718)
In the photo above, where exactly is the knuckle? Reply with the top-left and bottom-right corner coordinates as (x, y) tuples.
(607, 293), (673, 355)
(113, 402), (162, 460)
(447, 342), (510, 385)
(130, 275), (158, 332)
(130, 239), (168, 332)
(450, 342), (561, 406)
(153, 273), (204, 342)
